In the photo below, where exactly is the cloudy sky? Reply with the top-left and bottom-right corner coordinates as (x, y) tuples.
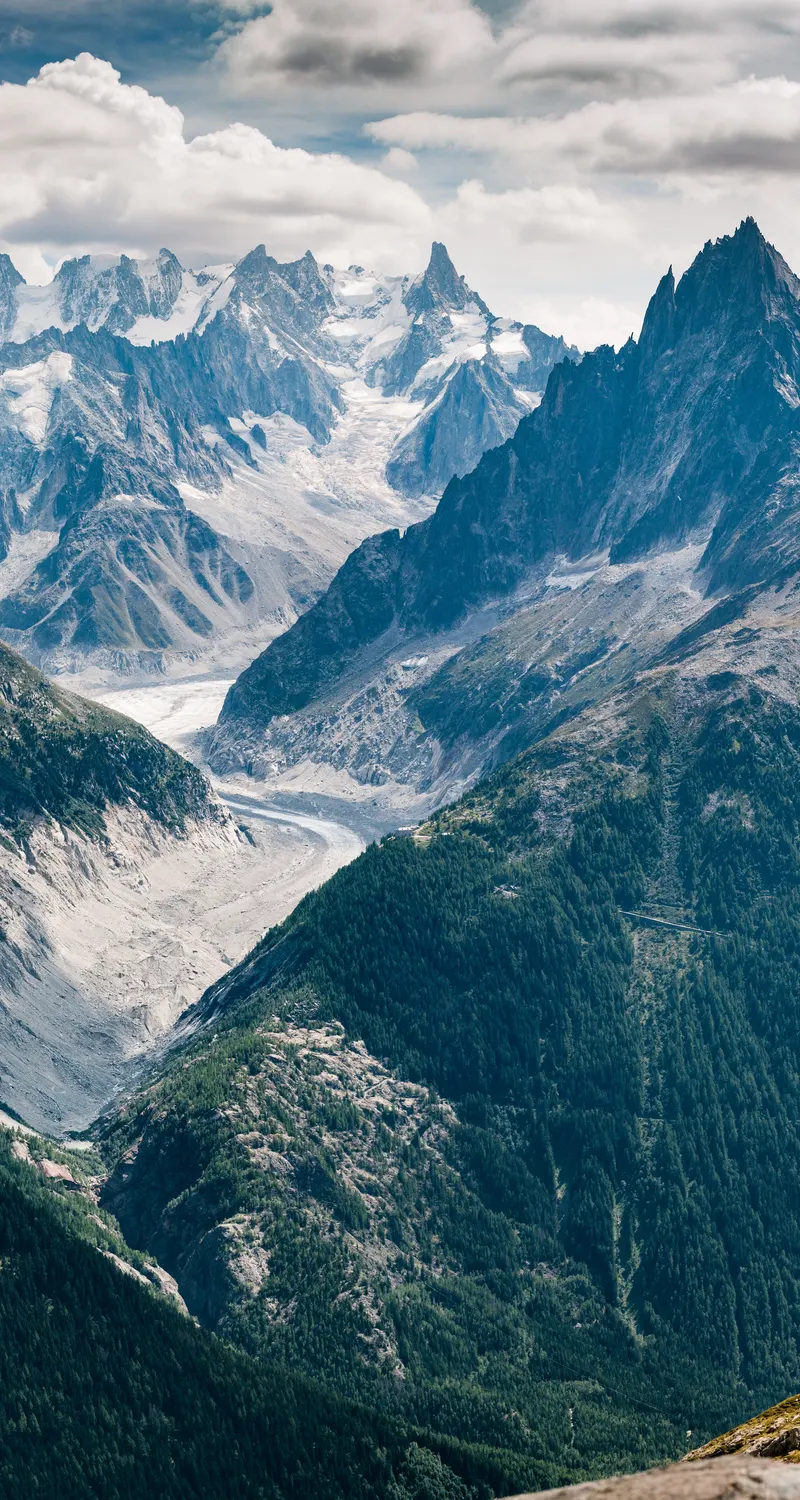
(1, 0), (800, 346)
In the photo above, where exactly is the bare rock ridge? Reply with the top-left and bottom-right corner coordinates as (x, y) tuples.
(513, 1458), (800, 1499)
(686, 1393), (800, 1464)
(0, 239), (575, 673)
(212, 219), (800, 797)
(511, 1396), (800, 1498)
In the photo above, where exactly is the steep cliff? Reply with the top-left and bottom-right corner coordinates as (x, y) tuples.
(213, 221), (800, 802)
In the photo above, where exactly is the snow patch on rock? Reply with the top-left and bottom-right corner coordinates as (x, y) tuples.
(0, 351), (73, 445)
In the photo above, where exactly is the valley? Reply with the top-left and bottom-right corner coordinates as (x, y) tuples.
(77, 220), (800, 1489)
(8, 1), (800, 1491)
(0, 649), (367, 1136)
(1, 782), (365, 1137)
(7, 216), (800, 1500)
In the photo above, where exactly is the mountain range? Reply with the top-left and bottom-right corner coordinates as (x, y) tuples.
(7, 218), (800, 1500)
(0, 239), (574, 678)
(211, 219), (800, 809)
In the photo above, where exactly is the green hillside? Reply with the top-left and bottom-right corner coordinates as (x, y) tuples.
(98, 664), (800, 1484)
(0, 1129), (539, 1500)
(0, 640), (215, 840)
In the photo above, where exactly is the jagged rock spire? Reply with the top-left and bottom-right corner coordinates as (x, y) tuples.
(639, 266), (676, 361)
(0, 253), (23, 339)
(405, 241), (492, 318)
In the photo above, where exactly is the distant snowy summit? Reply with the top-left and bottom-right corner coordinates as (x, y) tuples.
(0, 240), (576, 468)
(0, 246), (236, 346)
(0, 240), (577, 671)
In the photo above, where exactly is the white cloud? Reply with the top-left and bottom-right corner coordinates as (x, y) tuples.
(529, 295), (641, 352)
(214, 0), (800, 108)
(369, 76), (800, 178)
(504, 0), (800, 81)
(9, 4), (800, 353)
(217, 0), (495, 95)
(0, 54), (432, 275)
(382, 147), (418, 173)
(440, 180), (630, 245)
(495, 28), (723, 96)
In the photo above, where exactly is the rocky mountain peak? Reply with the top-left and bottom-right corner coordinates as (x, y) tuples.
(275, 247), (335, 316)
(674, 218), (800, 337)
(638, 266), (676, 363)
(405, 241), (491, 319)
(386, 353), (530, 496)
(0, 252), (24, 339)
(232, 242), (270, 284)
(214, 218), (800, 748)
(232, 243), (334, 333)
(147, 248), (183, 318)
(50, 250), (188, 335)
(0, 253), (24, 291)
(0, 229), (574, 664)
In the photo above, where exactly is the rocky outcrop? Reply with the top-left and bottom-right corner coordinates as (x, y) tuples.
(685, 1394), (800, 1464)
(386, 356), (532, 497)
(0, 254), (23, 340)
(513, 1457), (800, 1499)
(374, 242), (576, 496)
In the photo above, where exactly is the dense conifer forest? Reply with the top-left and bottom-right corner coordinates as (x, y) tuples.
(98, 667), (800, 1486)
(0, 642), (214, 839)
(0, 1135), (534, 1500)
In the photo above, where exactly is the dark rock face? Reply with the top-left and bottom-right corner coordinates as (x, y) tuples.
(0, 324), (262, 656)
(404, 240), (491, 320)
(52, 248), (188, 334)
(0, 254), (23, 340)
(386, 357), (530, 497)
(0, 495), (252, 653)
(370, 240), (577, 474)
(146, 248), (183, 319)
(233, 244), (337, 351)
(513, 323), (578, 391)
(58, 254), (157, 334)
(219, 220), (800, 736)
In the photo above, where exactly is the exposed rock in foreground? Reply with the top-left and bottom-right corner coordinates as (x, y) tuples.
(518, 1457), (800, 1498)
(518, 1396), (800, 1500)
(686, 1394), (800, 1464)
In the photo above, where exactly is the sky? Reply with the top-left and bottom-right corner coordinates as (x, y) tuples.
(2, 1), (800, 346)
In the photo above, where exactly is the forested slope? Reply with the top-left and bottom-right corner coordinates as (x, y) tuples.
(0, 1129), (528, 1500)
(0, 640), (215, 839)
(100, 662), (800, 1483)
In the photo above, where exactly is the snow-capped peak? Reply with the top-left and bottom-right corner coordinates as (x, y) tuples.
(0, 249), (234, 346)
